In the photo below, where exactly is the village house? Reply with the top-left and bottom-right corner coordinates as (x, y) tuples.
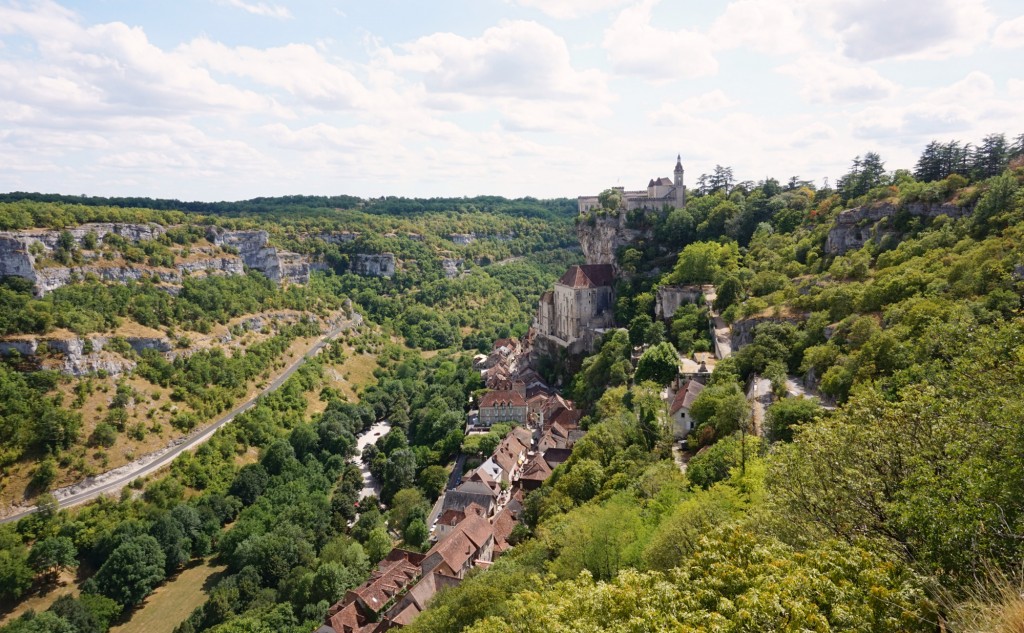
(419, 513), (495, 579)
(670, 378), (705, 438)
(478, 388), (528, 426)
(679, 352), (716, 384)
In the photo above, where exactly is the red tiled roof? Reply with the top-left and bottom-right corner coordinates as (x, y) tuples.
(480, 390), (527, 408)
(520, 454), (552, 482)
(557, 264), (615, 289)
(424, 514), (493, 574)
(670, 379), (705, 415)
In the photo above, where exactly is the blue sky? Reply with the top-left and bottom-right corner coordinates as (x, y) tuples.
(1, 0), (1022, 201)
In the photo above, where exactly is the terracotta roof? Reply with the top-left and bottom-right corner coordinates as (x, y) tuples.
(548, 408), (582, 430)
(326, 602), (362, 633)
(350, 557), (420, 614)
(556, 264), (615, 289)
(491, 506), (519, 553)
(542, 447), (572, 467)
(423, 514), (493, 575)
(520, 454), (552, 482)
(479, 389), (527, 408)
(670, 379), (705, 415)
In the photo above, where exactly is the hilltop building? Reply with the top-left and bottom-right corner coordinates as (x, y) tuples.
(577, 155), (686, 214)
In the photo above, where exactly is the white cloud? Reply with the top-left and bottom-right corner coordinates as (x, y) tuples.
(219, 0), (292, 19)
(993, 15), (1024, 48)
(602, 0), (717, 80)
(850, 73), (998, 140)
(822, 0), (994, 61)
(383, 20), (607, 101)
(648, 90), (738, 125)
(178, 38), (369, 109)
(709, 0), (807, 55)
(1009, 79), (1024, 99)
(508, 0), (632, 19)
(776, 56), (899, 103)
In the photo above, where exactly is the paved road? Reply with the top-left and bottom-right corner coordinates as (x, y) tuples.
(1, 317), (356, 525)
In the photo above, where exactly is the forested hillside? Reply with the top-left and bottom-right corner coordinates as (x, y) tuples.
(0, 194), (576, 512)
(406, 135), (1024, 632)
(1, 133), (1024, 633)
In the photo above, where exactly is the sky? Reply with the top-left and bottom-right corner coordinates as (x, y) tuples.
(1, 0), (1022, 201)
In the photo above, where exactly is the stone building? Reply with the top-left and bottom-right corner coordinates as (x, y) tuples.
(534, 264), (615, 356)
(577, 155), (686, 214)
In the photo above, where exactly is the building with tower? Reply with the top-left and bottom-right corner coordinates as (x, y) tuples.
(577, 155), (687, 214)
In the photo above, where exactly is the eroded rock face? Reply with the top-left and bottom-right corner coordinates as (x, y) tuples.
(0, 335), (149, 377)
(825, 202), (969, 256)
(206, 228), (310, 284)
(441, 258), (463, 279)
(576, 212), (652, 273)
(351, 253), (395, 277)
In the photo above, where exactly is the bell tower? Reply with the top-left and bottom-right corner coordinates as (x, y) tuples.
(674, 154), (686, 208)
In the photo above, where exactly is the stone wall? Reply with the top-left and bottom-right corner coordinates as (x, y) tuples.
(655, 285), (705, 321)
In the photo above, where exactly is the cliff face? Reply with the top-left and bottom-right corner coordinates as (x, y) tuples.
(575, 212), (653, 272)
(351, 253), (396, 277)
(0, 334), (173, 377)
(205, 228), (310, 284)
(825, 202), (969, 256)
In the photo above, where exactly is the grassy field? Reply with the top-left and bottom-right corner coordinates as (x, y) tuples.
(111, 561), (226, 633)
(0, 571), (80, 626)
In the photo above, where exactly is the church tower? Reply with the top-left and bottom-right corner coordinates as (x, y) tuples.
(674, 154), (686, 208)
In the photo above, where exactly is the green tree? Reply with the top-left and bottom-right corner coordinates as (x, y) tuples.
(87, 534), (166, 608)
(689, 382), (748, 436)
(765, 397), (822, 443)
(630, 340), (679, 385)
(0, 548), (34, 602)
(28, 536), (78, 581)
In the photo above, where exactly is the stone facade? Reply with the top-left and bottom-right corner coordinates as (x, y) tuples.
(655, 284), (707, 321)
(534, 265), (615, 357)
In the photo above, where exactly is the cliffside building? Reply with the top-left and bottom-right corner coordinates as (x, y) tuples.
(533, 264), (615, 357)
(577, 155), (686, 214)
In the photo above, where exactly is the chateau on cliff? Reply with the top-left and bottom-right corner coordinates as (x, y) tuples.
(577, 155), (686, 214)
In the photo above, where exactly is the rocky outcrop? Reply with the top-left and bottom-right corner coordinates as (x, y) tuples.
(177, 256), (245, 276)
(206, 228), (310, 284)
(441, 258), (464, 279)
(576, 212), (653, 272)
(825, 202), (969, 256)
(0, 235), (36, 281)
(351, 253), (396, 277)
(0, 335), (153, 377)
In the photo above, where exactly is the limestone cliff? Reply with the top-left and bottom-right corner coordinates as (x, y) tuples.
(205, 228), (310, 284)
(575, 211), (653, 272)
(825, 201), (969, 256)
(351, 253), (396, 277)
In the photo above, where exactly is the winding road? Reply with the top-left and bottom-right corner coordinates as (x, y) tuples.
(0, 314), (359, 525)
